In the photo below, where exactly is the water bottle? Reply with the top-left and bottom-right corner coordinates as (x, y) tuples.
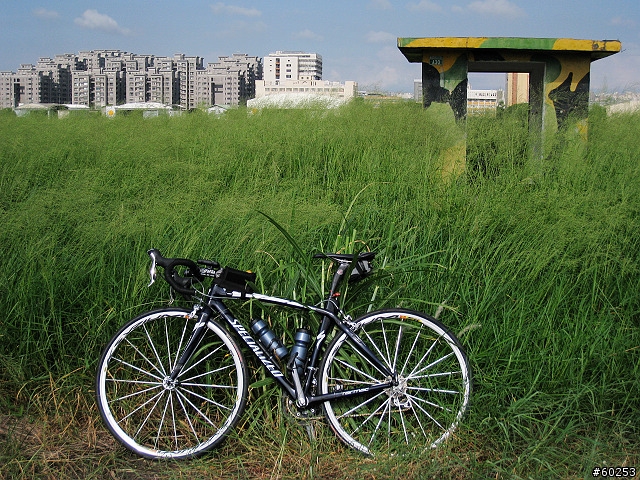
(250, 319), (288, 360)
(288, 328), (311, 375)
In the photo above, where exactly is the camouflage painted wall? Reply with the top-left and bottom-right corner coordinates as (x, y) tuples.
(398, 37), (621, 130)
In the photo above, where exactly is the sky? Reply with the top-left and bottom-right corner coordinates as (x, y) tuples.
(1, 0), (638, 93)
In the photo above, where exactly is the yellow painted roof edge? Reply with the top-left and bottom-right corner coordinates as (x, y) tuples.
(397, 37), (621, 54)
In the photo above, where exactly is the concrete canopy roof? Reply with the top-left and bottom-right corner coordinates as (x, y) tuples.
(397, 37), (622, 63)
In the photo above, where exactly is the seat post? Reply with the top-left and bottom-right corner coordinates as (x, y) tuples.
(328, 261), (349, 299)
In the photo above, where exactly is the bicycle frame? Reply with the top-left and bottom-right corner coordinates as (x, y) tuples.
(178, 283), (395, 409)
(98, 249), (471, 459)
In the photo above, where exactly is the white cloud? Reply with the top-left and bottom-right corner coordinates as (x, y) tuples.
(366, 31), (397, 44)
(33, 8), (59, 20)
(466, 0), (525, 17)
(407, 1), (443, 12)
(609, 16), (636, 28)
(210, 3), (261, 17)
(369, 0), (393, 10)
(74, 10), (131, 35)
(293, 29), (324, 41)
(214, 20), (266, 39)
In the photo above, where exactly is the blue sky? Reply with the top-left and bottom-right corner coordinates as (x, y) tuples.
(1, 1), (638, 92)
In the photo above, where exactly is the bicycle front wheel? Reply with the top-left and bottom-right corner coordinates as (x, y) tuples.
(96, 308), (248, 459)
(319, 309), (471, 456)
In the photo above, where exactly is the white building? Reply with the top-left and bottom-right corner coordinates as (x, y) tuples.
(254, 79), (357, 101)
(263, 51), (322, 83)
(467, 86), (502, 115)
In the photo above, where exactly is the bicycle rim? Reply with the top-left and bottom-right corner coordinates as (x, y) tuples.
(96, 309), (247, 459)
(320, 309), (471, 456)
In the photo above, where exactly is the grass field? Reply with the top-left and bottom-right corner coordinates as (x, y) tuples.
(0, 101), (638, 479)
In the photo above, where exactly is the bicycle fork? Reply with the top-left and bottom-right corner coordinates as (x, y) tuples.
(168, 306), (209, 381)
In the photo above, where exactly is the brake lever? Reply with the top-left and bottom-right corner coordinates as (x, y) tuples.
(148, 251), (158, 287)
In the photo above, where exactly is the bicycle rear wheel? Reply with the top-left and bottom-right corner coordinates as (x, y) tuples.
(96, 308), (248, 459)
(319, 309), (471, 456)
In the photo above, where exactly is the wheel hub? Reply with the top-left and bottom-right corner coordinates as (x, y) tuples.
(386, 375), (411, 409)
(162, 377), (178, 391)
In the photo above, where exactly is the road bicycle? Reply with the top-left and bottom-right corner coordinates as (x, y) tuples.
(96, 248), (471, 459)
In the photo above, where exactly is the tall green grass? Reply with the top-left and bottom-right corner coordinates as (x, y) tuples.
(0, 102), (638, 477)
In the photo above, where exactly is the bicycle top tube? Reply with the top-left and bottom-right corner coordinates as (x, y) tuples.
(213, 289), (343, 326)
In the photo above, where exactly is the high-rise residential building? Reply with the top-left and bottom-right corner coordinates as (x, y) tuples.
(263, 51), (322, 83)
(0, 71), (15, 107)
(0, 50), (262, 110)
(13, 64), (46, 105)
(207, 53), (262, 105)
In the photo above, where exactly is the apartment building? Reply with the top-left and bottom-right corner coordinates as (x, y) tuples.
(206, 53), (263, 105)
(1, 50), (262, 110)
(0, 72), (14, 107)
(255, 79), (357, 101)
(263, 51), (322, 83)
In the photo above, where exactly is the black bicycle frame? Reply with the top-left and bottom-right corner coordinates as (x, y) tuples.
(199, 284), (395, 407)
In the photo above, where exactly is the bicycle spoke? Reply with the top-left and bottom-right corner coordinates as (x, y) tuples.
(181, 362), (234, 383)
(164, 316), (172, 375)
(407, 336), (440, 378)
(392, 324), (403, 373)
(405, 392), (447, 431)
(172, 317), (190, 372)
(170, 393), (178, 451)
(406, 391), (453, 412)
(118, 388), (164, 426)
(406, 385), (460, 395)
(400, 323), (423, 376)
(154, 392), (172, 448)
(332, 357), (379, 383)
(109, 383), (163, 404)
(347, 393), (389, 437)
(176, 343), (226, 379)
(143, 323), (168, 377)
(121, 340), (166, 379)
(367, 398), (391, 448)
(410, 370), (460, 380)
(178, 385), (233, 412)
(175, 390), (200, 444)
(106, 377), (163, 387)
(363, 329), (392, 371)
(410, 351), (454, 379)
(336, 389), (387, 420)
(175, 388), (218, 429)
(134, 390), (166, 440)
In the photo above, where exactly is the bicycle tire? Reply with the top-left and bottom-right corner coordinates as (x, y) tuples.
(96, 308), (248, 459)
(319, 309), (471, 456)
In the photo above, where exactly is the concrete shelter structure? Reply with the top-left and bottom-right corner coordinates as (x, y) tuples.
(398, 37), (621, 136)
